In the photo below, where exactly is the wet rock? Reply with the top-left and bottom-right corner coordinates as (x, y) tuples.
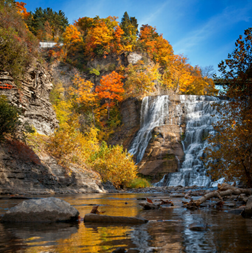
(239, 194), (248, 203)
(1, 197), (79, 222)
(84, 213), (148, 224)
(227, 208), (244, 215)
(223, 202), (236, 208)
(241, 196), (252, 218)
(189, 223), (207, 231)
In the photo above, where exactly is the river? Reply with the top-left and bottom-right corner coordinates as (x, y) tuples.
(0, 193), (251, 252)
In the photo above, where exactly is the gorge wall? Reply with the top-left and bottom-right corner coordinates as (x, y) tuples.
(0, 61), (105, 195)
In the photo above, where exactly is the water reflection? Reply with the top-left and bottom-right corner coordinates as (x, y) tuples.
(0, 194), (251, 252)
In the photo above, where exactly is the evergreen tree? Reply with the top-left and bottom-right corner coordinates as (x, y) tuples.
(26, 7), (69, 41)
(120, 11), (138, 37)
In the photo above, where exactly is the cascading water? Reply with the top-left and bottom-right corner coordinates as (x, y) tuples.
(166, 95), (221, 187)
(129, 95), (224, 187)
(128, 96), (170, 163)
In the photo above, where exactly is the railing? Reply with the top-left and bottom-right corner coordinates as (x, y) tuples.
(39, 42), (63, 48)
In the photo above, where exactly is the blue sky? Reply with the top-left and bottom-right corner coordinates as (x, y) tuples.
(25, 0), (252, 76)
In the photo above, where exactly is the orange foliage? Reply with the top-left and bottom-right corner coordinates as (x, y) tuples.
(138, 25), (173, 68)
(95, 71), (124, 118)
(15, 2), (30, 19)
(113, 25), (125, 54)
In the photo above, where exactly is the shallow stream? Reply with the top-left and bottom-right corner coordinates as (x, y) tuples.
(0, 193), (251, 252)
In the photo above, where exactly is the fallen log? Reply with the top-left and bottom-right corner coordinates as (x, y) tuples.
(84, 213), (148, 224)
(184, 183), (252, 209)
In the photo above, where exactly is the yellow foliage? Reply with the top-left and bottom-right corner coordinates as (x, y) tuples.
(63, 25), (82, 45)
(124, 61), (161, 97)
(70, 73), (97, 108)
(90, 142), (137, 188)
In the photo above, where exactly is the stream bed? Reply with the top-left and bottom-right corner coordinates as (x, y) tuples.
(0, 193), (251, 252)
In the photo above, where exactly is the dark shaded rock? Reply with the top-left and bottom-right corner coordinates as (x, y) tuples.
(139, 202), (159, 210)
(1, 197), (79, 222)
(241, 196), (252, 218)
(108, 97), (141, 150)
(0, 144), (105, 195)
(227, 209), (244, 215)
(223, 202), (236, 208)
(189, 223), (207, 231)
(102, 181), (118, 193)
(112, 247), (126, 253)
(84, 213), (148, 224)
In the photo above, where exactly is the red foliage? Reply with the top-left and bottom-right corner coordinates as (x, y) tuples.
(7, 139), (41, 165)
(0, 83), (14, 89)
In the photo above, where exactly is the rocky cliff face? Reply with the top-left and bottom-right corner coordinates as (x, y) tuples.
(0, 61), (58, 135)
(108, 97), (141, 149)
(0, 60), (107, 194)
(0, 141), (104, 195)
(138, 124), (184, 182)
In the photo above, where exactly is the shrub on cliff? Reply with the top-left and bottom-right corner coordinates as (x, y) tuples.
(0, 96), (20, 141)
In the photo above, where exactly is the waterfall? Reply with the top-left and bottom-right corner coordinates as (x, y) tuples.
(128, 96), (169, 163)
(167, 95), (220, 187)
(129, 95), (224, 187)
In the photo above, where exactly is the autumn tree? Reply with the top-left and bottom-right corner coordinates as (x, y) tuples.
(90, 141), (137, 188)
(0, 1), (38, 84)
(95, 71), (124, 119)
(125, 61), (161, 97)
(63, 24), (82, 45)
(203, 27), (252, 186)
(15, 1), (30, 19)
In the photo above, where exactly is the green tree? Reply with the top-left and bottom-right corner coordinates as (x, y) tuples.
(120, 12), (138, 45)
(26, 7), (69, 41)
(0, 96), (20, 141)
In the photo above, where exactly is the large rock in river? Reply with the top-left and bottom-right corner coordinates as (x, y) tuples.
(1, 197), (79, 222)
(241, 196), (252, 218)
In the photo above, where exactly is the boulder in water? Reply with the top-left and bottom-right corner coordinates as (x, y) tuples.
(1, 197), (79, 222)
(241, 196), (252, 218)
